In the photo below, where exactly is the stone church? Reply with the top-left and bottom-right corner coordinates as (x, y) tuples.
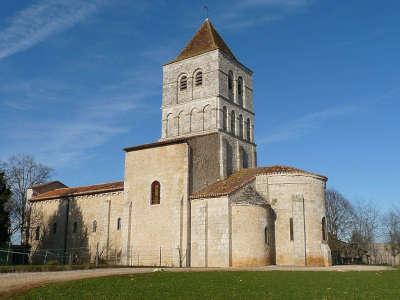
(28, 19), (331, 267)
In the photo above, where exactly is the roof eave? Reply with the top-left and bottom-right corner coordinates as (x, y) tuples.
(31, 187), (124, 202)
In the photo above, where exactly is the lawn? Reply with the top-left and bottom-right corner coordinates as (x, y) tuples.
(7, 270), (400, 299)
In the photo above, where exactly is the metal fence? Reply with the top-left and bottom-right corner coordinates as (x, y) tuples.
(0, 246), (122, 266)
(1, 245), (183, 267)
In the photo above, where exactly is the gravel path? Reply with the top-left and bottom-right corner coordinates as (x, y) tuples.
(0, 265), (394, 298)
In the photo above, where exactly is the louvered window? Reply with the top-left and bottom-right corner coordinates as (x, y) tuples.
(180, 76), (187, 90)
(195, 71), (203, 86)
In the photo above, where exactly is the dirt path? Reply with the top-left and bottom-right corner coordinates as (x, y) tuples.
(0, 265), (394, 298)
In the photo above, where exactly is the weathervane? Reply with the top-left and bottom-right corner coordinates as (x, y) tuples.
(204, 5), (209, 19)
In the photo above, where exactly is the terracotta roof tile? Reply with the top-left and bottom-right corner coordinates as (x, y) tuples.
(124, 132), (218, 152)
(31, 181), (124, 201)
(190, 165), (327, 199)
(170, 19), (236, 63)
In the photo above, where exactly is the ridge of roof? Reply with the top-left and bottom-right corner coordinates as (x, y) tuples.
(31, 181), (124, 201)
(29, 181), (67, 189)
(169, 19), (236, 64)
(124, 132), (218, 152)
(190, 165), (327, 199)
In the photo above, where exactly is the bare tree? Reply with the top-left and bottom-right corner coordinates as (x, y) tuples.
(383, 206), (400, 265)
(1, 154), (52, 244)
(325, 189), (355, 241)
(351, 201), (380, 250)
(0, 172), (11, 247)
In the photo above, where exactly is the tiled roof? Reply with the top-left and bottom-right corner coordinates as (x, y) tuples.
(30, 181), (68, 196)
(124, 132), (218, 152)
(30, 181), (65, 189)
(31, 181), (124, 201)
(170, 19), (236, 63)
(190, 166), (327, 199)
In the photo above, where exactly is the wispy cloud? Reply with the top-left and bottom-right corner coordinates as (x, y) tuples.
(1, 93), (146, 167)
(0, 0), (106, 60)
(219, 0), (314, 29)
(259, 105), (357, 144)
(0, 65), (161, 167)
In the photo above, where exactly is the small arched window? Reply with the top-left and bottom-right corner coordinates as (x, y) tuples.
(241, 147), (249, 169)
(237, 77), (243, 106)
(92, 220), (97, 233)
(35, 226), (40, 241)
(179, 75), (187, 91)
(151, 181), (161, 205)
(322, 217), (327, 241)
(73, 222), (78, 233)
(230, 111), (236, 135)
(265, 226), (270, 245)
(117, 218), (121, 230)
(246, 118), (251, 142)
(289, 218), (294, 241)
(195, 71), (203, 86)
(228, 71), (234, 100)
(238, 114), (243, 139)
(222, 106), (227, 131)
(52, 222), (57, 234)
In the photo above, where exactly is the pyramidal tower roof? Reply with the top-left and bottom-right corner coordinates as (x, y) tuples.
(171, 18), (237, 63)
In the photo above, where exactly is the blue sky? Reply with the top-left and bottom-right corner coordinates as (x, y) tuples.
(0, 0), (399, 211)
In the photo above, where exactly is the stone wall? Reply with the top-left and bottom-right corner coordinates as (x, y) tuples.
(255, 173), (331, 266)
(219, 133), (256, 178)
(122, 142), (190, 267)
(162, 51), (220, 139)
(230, 182), (275, 267)
(29, 190), (124, 264)
(187, 133), (220, 193)
(190, 196), (230, 267)
(161, 49), (255, 149)
(231, 204), (268, 267)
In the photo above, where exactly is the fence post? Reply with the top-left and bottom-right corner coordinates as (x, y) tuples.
(44, 250), (48, 265)
(159, 247), (162, 267)
(95, 243), (99, 268)
(6, 242), (11, 265)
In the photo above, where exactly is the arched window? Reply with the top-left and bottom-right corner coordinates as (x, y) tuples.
(35, 227), (40, 241)
(228, 71), (234, 100)
(151, 181), (161, 205)
(222, 106), (227, 131)
(289, 218), (294, 241)
(237, 76), (243, 106)
(177, 111), (184, 135)
(246, 118), (251, 142)
(117, 218), (121, 230)
(238, 114), (243, 139)
(92, 220), (97, 233)
(225, 140), (234, 176)
(52, 222), (57, 234)
(73, 222), (78, 233)
(195, 71), (203, 86)
(241, 147), (249, 169)
(166, 113), (173, 137)
(322, 217), (327, 241)
(179, 75), (187, 90)
(230, 111), (236, 135)
(202, 105), (212, 131)
(265, 226), (270, 245)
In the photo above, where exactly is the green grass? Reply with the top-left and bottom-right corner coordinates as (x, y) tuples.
(7, 270), (400, 299)
(0, 264), (134, 273)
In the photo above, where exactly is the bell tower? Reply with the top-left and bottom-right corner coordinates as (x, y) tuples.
(161, 19), (257, 177)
